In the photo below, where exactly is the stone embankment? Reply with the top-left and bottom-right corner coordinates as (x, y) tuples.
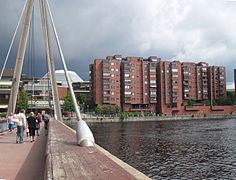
(64, 114), (236, 123)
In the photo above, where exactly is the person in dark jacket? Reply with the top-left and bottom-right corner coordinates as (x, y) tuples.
(27, 112), (37, 142)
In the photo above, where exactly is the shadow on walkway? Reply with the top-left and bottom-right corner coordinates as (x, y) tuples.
(15, 127), (47, 180)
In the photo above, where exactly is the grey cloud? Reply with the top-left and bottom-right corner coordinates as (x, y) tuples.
(0, 0), (236, 82)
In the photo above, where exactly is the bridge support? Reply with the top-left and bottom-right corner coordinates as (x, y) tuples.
(7, 0), (35, 115)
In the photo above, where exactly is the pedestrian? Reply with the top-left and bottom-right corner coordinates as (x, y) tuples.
(43, 111), (49, 130)
(27, 112), (37, 142)
(16, 109), (26, 144)
(7, 113), (14, 133)
(35, 113), (41, 136)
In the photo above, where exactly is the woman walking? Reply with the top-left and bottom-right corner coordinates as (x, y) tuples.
(27, 112), (37, 142)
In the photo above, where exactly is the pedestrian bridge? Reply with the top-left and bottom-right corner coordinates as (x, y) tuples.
(0, 118), (150, 180)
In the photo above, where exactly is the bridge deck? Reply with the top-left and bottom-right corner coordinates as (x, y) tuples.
(0, 118), (150, 180)
(47, 119), (150, 180)
(0, 125), (47, 180)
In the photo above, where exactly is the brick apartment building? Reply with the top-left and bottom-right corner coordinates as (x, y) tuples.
(90, 55), (227, 115)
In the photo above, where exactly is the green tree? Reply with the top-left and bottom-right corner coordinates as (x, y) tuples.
(16, 89), (29, 112)
(95, 104), (103, 114)
(63, 92), (75, 113)
(204, 100), (210, 106)
(114, 105), (121, 114)
(187, 98), (195, 106)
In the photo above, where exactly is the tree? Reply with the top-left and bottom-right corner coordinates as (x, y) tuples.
(16, 89), (29, 112)
(187, 98), (195, 106)
(63, 92), (75, 113)
(114, 105), (121, 114)
(95, 104), (103, 114)
(77, 93), (87, 111)
(204, 100), (210, 106)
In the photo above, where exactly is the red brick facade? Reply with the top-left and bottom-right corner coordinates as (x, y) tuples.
(90, 55), (228, 115)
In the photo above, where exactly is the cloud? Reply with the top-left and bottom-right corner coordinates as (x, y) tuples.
(0, 0), (236, 82)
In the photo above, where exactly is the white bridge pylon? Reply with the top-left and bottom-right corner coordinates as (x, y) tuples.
(7, 0), (95, 147)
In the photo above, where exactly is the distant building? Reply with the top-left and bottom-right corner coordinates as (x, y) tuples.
(43, 70), (83, 86)
(72, 81), (91, 101)
(90, 55), (227, 115)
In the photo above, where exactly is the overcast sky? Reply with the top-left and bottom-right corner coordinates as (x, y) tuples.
(0, 0), (236, 85)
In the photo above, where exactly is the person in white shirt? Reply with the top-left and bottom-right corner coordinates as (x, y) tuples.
(16, 109), (26, 144)
(7, 113), (14, 133)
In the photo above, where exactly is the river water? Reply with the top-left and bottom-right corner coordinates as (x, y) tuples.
(66, 119), (236, 179)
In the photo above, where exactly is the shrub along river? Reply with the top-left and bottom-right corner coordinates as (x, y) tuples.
(65, 119), (236, 179)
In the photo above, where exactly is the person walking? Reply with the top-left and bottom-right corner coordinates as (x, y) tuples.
(27, 112), (37, 142)
(35, 113), (41, 136)
(16, 109), (26, 144)
(43, 111), (49, 130)
(7, 113), (14, 133)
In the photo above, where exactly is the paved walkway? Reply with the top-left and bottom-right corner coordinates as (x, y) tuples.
(0, 125), (47, 180)
(47, 119), (150, 180)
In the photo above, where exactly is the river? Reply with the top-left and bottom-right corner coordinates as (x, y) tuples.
(65, 119), (236, 179)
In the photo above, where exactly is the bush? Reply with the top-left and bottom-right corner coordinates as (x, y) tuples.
(204, 113), (207, 117)
(120, 113), (126, 120)
(0, 113), (7, 117)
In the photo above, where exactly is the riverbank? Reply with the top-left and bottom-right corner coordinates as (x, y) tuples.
(64, 113), (236, 123)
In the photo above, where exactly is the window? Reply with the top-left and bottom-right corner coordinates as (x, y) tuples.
(111, 86), (115, 89)
(145, 81), (148, 84)
(103, 72), (110, 76)
(150, 92), (156, 95)
(150, 97), (157, 101)
(103, 91), (110, 95)
(125, 74), (130, 77)
(103, 97), (110, 101)
(150, 69), (156, 73)
(111, 62), (114, 65)
(172, 69), (178, 72)
(125, 85), (131, 89)
(132, 92), (135, 96)
(125, 79), (131, 83)
(103, 85), (110, 89)
(111, 92), (115, 95)
(132, 98), (135, 101)
(150, 80), (156, 84)
(145, 92), (148, 96)
(131, 75), (135, 78)
(116, 68), (119, 72)
(111, 68), (114, 71)
(103, 60), (109, 65)
(103, 66), (109, 71)
(172, 74), (178, 78)
(131, 69), (135, 73)
(111, 80), (114, 83)
(103, 78), (109, 83)
(125, 91), (131, 95)
(144, 64), (148, 67)
(131, 64), (135, 67)
(111, 98), (115, 101)
(111, 74), (114, 77)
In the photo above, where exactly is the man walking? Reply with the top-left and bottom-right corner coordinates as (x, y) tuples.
(16, 109), (26, 144)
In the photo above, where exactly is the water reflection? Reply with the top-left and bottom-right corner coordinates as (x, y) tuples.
(65, 119), (236, 179)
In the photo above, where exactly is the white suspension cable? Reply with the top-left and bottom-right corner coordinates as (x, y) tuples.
(0, 0), (27, 80)
(46, 0), (82, 120)
(46, 0), (95, 147)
